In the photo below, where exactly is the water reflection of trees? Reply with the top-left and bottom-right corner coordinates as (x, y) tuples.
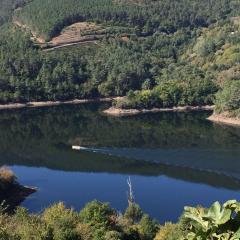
(0, 104), (239, 149)
(0, 103), (240, 189)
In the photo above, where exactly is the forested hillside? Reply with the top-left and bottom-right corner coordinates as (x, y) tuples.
(0, 0), (239, 117)
(15, 0), (234, 40)
(114, 19), (240, 112)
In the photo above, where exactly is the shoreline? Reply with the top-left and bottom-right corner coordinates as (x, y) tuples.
(207, 114), (240, 127)
(103, 105), (214, 116)
(0, 97), (118, 111)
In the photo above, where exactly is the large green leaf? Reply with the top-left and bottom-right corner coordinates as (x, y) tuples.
(183, 206), (209, 231)
(224, 200), (240, 213)
(182, 200), (240, 240)
(204, 201), (232, 225)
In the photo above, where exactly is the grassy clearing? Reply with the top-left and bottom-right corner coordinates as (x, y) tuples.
(50, 22), (104, 45)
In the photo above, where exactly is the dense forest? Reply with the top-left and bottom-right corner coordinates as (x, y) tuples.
(15, 0), (236, 40)
(0, 0), (239, 117)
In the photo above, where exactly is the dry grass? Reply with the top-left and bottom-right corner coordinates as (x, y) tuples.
(0, 167), (16, 185)
(231, 16), (240, 26)
(50, 22), (104, 45)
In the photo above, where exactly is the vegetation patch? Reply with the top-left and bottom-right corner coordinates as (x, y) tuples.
(112, 78), (218, 110)
(0, 167), (36, 211)
(1, 198), (240, 239)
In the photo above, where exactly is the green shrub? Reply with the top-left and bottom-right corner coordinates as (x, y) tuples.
(138, 214), (158, 240)
(0, 212), (18, 240)
(124, 204), (143, 223)
(76, 223), (93, 240)
(122, 225), (141, 240)
(79, 200), (116, 227)
(105, 230), (123, 240)
(14, 207), (53, 240)
(154, 223), (183, 240)
(43, 202), (78, 240)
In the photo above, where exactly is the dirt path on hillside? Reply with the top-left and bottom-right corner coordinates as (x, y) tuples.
(43, 40), (99, 51)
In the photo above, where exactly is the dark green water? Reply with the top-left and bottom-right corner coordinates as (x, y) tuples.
(0, 103), (240, 222)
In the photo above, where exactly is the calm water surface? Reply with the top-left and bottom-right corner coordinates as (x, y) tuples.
(0, 103), (240, 222)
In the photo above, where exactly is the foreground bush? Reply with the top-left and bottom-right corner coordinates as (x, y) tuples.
(43, 202), (79, 240)
(154, 222), (183, 240)
(0, 202), (158, 240)
(1, 200), (240, 239)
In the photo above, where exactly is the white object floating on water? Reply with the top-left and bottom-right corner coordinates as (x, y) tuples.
(72, 146), (88, 150)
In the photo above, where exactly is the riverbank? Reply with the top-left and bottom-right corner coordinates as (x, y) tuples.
(103, 105), (214, 116)
(208, 113), (240, 127)
(0, 97), (118, 111)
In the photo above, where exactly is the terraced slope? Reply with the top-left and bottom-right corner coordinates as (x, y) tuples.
(50, 22), (103, 45)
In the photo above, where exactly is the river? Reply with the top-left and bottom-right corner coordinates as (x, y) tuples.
(0, 103), (240, 222)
